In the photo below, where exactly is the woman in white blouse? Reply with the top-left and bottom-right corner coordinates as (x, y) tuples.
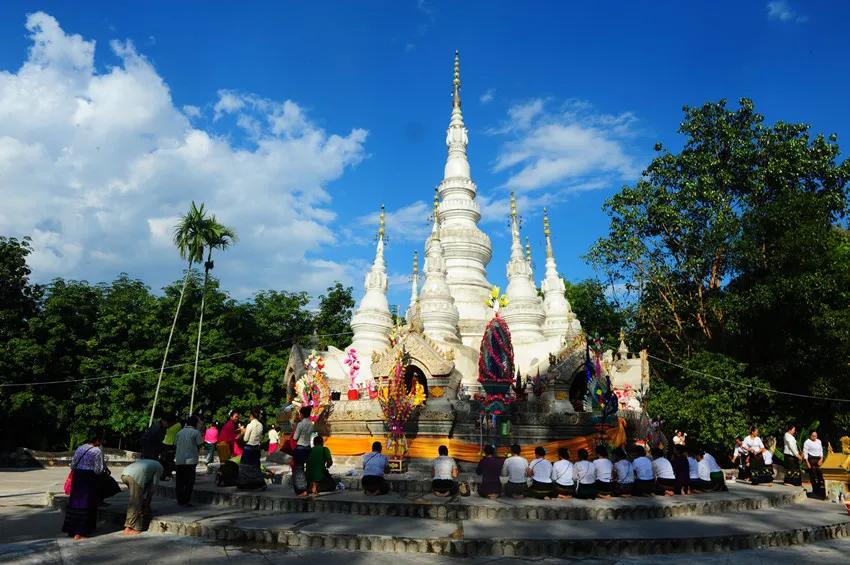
(803, 431), (825, 498)
(782, 424), (802, 486)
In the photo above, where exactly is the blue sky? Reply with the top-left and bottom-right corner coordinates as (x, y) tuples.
(0, 1), (848, 311)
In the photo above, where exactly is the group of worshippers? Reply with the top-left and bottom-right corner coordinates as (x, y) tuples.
(473, 443), (726, 499)
(62, 408), (268, 540)
(734, 425), (825, 498)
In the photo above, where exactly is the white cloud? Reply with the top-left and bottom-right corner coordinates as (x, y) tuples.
(352, 200), (433, 244)
(766, 1), (807, 23)
(490, 98), (641, 192)
(0, 12), (368, 297)
(479, 88), (495, 105)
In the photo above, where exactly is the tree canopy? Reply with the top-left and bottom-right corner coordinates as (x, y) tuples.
(590, 98), (850, 447)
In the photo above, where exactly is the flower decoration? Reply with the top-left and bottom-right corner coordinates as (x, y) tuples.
(485, 286), (509, 310)
(377, 349), (424, 457)
(343, 348), (361, 391)
(292, 350), (331, 422)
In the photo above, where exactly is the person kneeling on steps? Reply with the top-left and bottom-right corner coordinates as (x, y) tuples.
(362, 441), (390, 496)
(431, 445), (459, 497)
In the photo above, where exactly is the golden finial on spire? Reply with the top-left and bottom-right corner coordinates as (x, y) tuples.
(543, 207), (551, 238)
(510, 192), (517, 219)
(378, 204), (386, 241)
(452, 50), (461, 109)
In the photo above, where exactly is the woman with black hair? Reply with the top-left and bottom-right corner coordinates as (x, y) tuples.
(237, 407), (266, 490)
(527, 446), (554, 500)
(475, 444), (504, 499)
(782, 424), (802, 486)
(572, 449), (597, 499)
(291, 405), (314, 496)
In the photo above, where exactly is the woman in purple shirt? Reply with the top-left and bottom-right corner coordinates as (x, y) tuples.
(476, 445), (504, 498)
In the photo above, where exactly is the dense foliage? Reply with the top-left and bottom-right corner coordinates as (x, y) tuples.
(0, 234), (353, 452)
(590, 98), (850, 449)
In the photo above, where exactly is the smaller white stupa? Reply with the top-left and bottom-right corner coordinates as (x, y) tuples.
(419, 191), (462, 344)
(540, 208), (581, 350)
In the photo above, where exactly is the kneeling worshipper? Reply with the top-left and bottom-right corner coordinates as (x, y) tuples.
(631, 446), (655, 496)
(573, 449), (598, 499)
(62, 436), (106, 540)
(551, 448), (575, 498)
(671, 445), (691, 494)
(431, 445), (459, 497)
(475, 444), (504, 499)
(651, 448), (677, 495)
(501, 443), (529, 498)
(697, 449), (727, 491)
(527, 446), (554, 499)
(120, 459), (164, 535)
(593, 445), (614, 497)
(613, 448), (634, 496)
(782, 424), (803, 487)
(306, 436), (337, 495)
(362, 441), (390, 496)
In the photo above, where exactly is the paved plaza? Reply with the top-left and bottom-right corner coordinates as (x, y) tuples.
(2, 467), (850, 563)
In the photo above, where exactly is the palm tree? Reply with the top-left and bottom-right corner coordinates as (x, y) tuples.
(188, 216), (237, 415)
(148, 201), (209, 427)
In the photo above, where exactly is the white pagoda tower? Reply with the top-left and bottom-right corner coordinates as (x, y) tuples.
(436, 51), (493, 348)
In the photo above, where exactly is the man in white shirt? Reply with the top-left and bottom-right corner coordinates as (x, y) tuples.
(593, 445), (614, 497)
(431, 445), (459, 497)
(573, 448), (598, 499)
(527, 446), (554, 499)
(551, 447), (575, 498)
(631, 446), (655, 496)
(782, 424), (802, 486)
(501, 443), (529, 498)
(803, 431), (825, 498)
(174, 415), (203, 506)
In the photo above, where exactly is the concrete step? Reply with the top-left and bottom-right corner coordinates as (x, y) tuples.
(86, 493), (850, 557)
(149, 477), (808, 522)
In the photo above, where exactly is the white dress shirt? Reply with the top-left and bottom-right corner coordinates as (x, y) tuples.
(697, 459), (711, 482)
(529, 458), (553, 483)
(633, 456), (654, 480)
(702, 452), (722, 473)
(502, 455), (529, 483)
(573, 460), (597, 485)
(614, 459), (634, 484)
(743, 435), (764, 453)
(652, 457), (675, 480)
(783, 433), (799, 457)
(687, 456), (700, 480)
(551, 459), (574, 486)
(593, 458), (613, 482)
(243, 419), (263, 446)
(803, 438), (823, 459)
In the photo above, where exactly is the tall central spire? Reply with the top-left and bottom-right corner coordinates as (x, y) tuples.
(436, 51), (493, 347)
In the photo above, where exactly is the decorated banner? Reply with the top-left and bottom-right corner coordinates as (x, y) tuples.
(476, 287), (515, 415)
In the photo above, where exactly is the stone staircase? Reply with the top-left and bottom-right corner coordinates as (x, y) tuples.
(55, 476), (850, 558)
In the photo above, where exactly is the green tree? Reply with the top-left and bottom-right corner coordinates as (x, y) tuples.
(563, 278), (628, 346)
(314, 283), (355, 350)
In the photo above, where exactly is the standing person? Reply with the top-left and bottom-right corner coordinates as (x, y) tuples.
(803, 431), (825, 499)
(671, 445), (691, 494)
(174, 415), (203, 506)
(475, 444), (504, 499)
(651, 447), (676, 495)
(631, 446), (655, 496)
(527, 446), (554, 500)
(120, 458), (163, 535)
(62, 436), (105, 540)
(783, 424), (803, 486)
(732, 437), (749, 480)
(593, 445), (614, 498)
(238, 407), (266, 490)
(431, 445), (459, 497)
(362, 441), (390, 496)
(203, 421), (219, 465)
(673, 430), (686, 446)
(217, 410), (240, 463)
(292, 406), (314, 496)
(573, 448), (597, 499)
(306, 436), (335, 494)
(159, 414), (181, 480)
(141, 416), (166, 460)
(267, 425), (280, 454)
(501, 443), (529, 499)
(613, 448), (634, 497)
(551, 447), (575, 498)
